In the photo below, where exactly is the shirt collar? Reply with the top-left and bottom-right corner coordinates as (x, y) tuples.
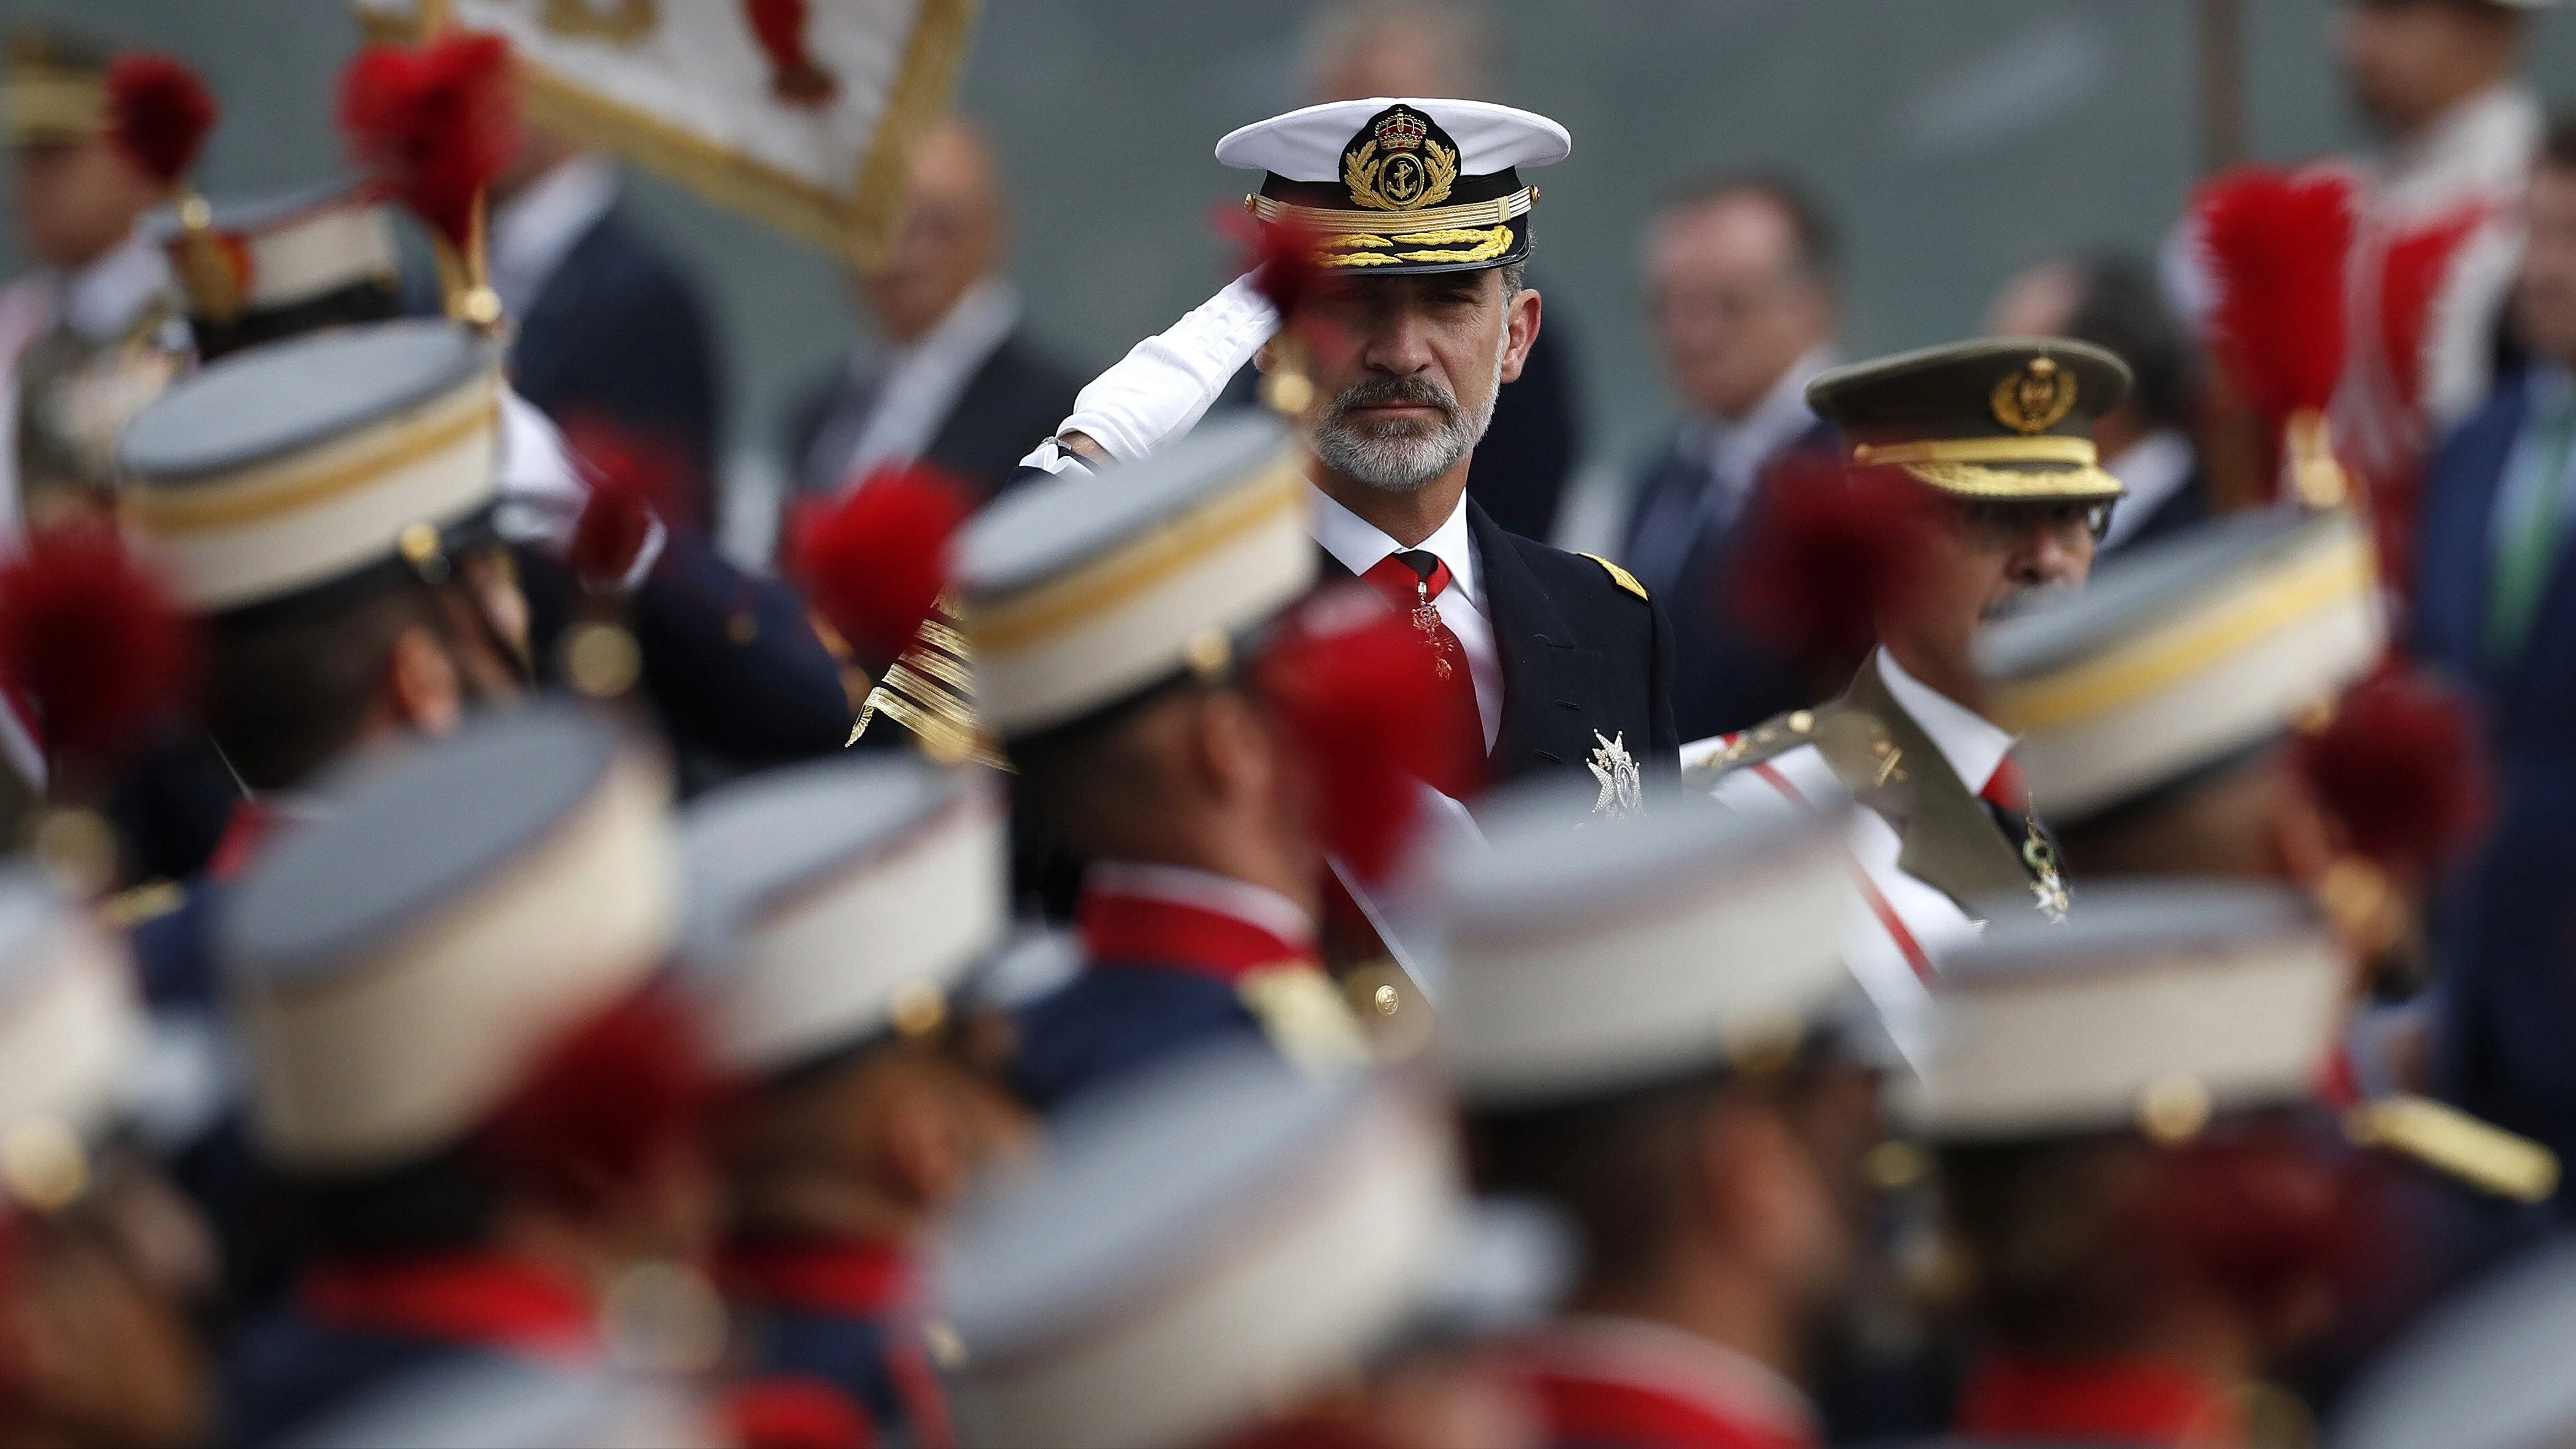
(1080, 861), (1315, 951)
(488, 153), (620, 317)
(1307, 483), (1480, 608)
(1696, 345), (1833, 456)
(1875, 647), (2015, 794)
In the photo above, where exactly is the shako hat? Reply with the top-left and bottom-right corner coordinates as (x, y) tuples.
(1218, 97), (1569, 275)
(936, 1042), (1459, 1449)
(955, 413), (1312, 740)
(220, 704), (677, 1174)
(1896, 880), (2343, 1144)
(144, 181), (400, 353)
(1975, 507), (2383, 823)
(1813, 337), (2134, 503)
(1440, 785), (1861, 1110)
(118, 318), (504, 617)
(678, 755), (1006, 1076)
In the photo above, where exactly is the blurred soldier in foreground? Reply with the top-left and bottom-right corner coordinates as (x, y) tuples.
(1905, 884), (2369, 1445)
(682, 755), (1031, 1444)
(1988, 254), (2213, 556)
(1447, 788), (1871, 1449)
(1301, 0), (1582, 544)
(786, 118), (1078, 505)
(937, 1041), (1531, 1449)
(217, 707), (721, 1446)
(0, 865), (209, 1449)
(1623, 175), (1843, 740)
(956, 419), (1382, 1110)
(1687, 340), (2128, 1003)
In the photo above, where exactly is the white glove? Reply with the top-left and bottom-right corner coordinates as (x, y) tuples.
(1038, 272), (1281, 465)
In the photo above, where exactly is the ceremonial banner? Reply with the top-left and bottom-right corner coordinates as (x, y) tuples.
(349, 0), (978, 266)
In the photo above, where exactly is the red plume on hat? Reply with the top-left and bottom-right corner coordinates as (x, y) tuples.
(2194, 166), (2354, 426)
(104, 54), (217, 188)
(0, 525), (196, 780)
(336, 34), (519, 262)
(476, 989), (721, 1216)
(1730, 453), (1939, 678)
(2292, 664), (2487, 878)
(786, 465), (972, 667)
(1255, 585), (1482, 885)
(558, 415), (688, 589)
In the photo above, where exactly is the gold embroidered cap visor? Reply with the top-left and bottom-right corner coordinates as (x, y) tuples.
(1217, 98), (1571, 277)
(1, 25), (109, 148)
(1813, 337), (2134, 501)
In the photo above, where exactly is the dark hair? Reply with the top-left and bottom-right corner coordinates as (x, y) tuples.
(1467, 1069), (1732, 1294)
(1005, 677), (1219, 853)
(198, 571), (467, 791)
(2060, 254), (2197, 434)
(2547, 110), (2576, 173)
(1661, 172), (1841, 293)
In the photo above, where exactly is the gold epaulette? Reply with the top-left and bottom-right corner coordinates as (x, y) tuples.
(2346, 1093), (2560, 1203)
(1578, 552), (1650, 601)
(99, 879), (186, 929)
(1678, 705), (1847, 791)
(848, 601), (1007, 770)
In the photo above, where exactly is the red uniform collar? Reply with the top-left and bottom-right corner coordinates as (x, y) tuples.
(721, 1237), (913, 1318)
(1504, 1318), (1816, 1449)
(1076, 865), (1317, 986)
(297, 1252), (598, 1361)
(1957, 1353), (2242, 1446)
(209, 796), (309, 882)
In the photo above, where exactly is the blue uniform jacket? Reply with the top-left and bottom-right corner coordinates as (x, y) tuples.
(1009, 964), (1271, 1114)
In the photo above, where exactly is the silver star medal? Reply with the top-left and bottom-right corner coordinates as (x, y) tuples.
(1587, 730), (1642, 818)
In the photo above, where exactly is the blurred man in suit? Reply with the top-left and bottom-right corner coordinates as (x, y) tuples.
(1303, 0), (1582, 544)
(784, 118), (1077, 505)
(2413, 111), (2576, 1191)
(488, 133), (724, 532)
(1621, 175), (1842, 740)
(1989, 253), (2214, 556)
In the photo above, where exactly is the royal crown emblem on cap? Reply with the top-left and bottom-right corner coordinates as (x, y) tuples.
(1345, 105), (1458, 212)
(1991, 355), (2079, 435)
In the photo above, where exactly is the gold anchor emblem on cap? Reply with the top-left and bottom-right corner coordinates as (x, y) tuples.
(1991, 355), (2078, 435)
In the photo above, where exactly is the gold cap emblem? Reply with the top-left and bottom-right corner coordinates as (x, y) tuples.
(1991, 355), (2079, 436)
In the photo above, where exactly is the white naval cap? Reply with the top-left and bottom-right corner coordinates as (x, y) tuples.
(2334, 1239), (2576, 1449)
(1440, 784), (1863, 1110)
(1896, 880), (2344, 1144)
(955, 413), (1312, 739)
(935, 1042), (1459, 1449)
(144, 180), (398, 332)
(118, 318), (506, 616)
(677, 755), (1006, 1077)
(1975, 507), (2383, 823)
(284, 1355), (722, 1449)
(0, 864), (144, 1212)
(1216, 97), (1571, 180)
(220, 704), (678, 1175)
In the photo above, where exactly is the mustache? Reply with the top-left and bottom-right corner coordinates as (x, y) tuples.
(1323, 375), (1459, 423)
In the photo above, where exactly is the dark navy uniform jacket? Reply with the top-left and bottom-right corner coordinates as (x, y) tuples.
(724, 1239), (950, 1448)
(221, 1255), (600, 1448)
(1009, 865), (1314, 1113)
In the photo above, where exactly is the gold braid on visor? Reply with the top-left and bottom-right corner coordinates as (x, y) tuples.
(1247, 188), (1535, 269)
(1850, 436), (2125, 501)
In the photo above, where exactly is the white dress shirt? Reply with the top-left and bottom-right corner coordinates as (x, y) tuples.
(1874, 647), (2017, 799)
(486, 153), (620, 318)
(1625, 346), (1835, 594)
(828, 277), (1022, 490)
(1307, 484), (1504, 751)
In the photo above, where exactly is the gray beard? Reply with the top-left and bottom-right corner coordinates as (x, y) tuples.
(1308, 337), (1506, 495)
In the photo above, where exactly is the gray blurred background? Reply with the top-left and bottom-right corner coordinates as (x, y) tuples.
(10, 0), (2576, 532)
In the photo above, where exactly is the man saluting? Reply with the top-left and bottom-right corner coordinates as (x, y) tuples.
(1039, 98), (1678, 807)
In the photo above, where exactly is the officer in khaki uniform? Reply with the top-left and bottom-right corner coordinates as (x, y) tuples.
(1683, 339), (2130, 1016)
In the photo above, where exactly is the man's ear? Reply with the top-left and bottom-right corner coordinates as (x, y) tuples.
(1499, 284), (1543, 386)
(383, 625), (465, 738)
(1187, 688), (1274, 808)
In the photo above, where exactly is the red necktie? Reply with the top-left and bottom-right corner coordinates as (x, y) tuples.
(1980, 756), (2029, 814)
(1360, 550), (1488, 763)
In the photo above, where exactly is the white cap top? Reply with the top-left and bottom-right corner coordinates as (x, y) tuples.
(1215, 97), (1570, 179)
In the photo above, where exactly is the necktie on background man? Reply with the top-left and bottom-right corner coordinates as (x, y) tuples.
(2486, 396), (2576, 666)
